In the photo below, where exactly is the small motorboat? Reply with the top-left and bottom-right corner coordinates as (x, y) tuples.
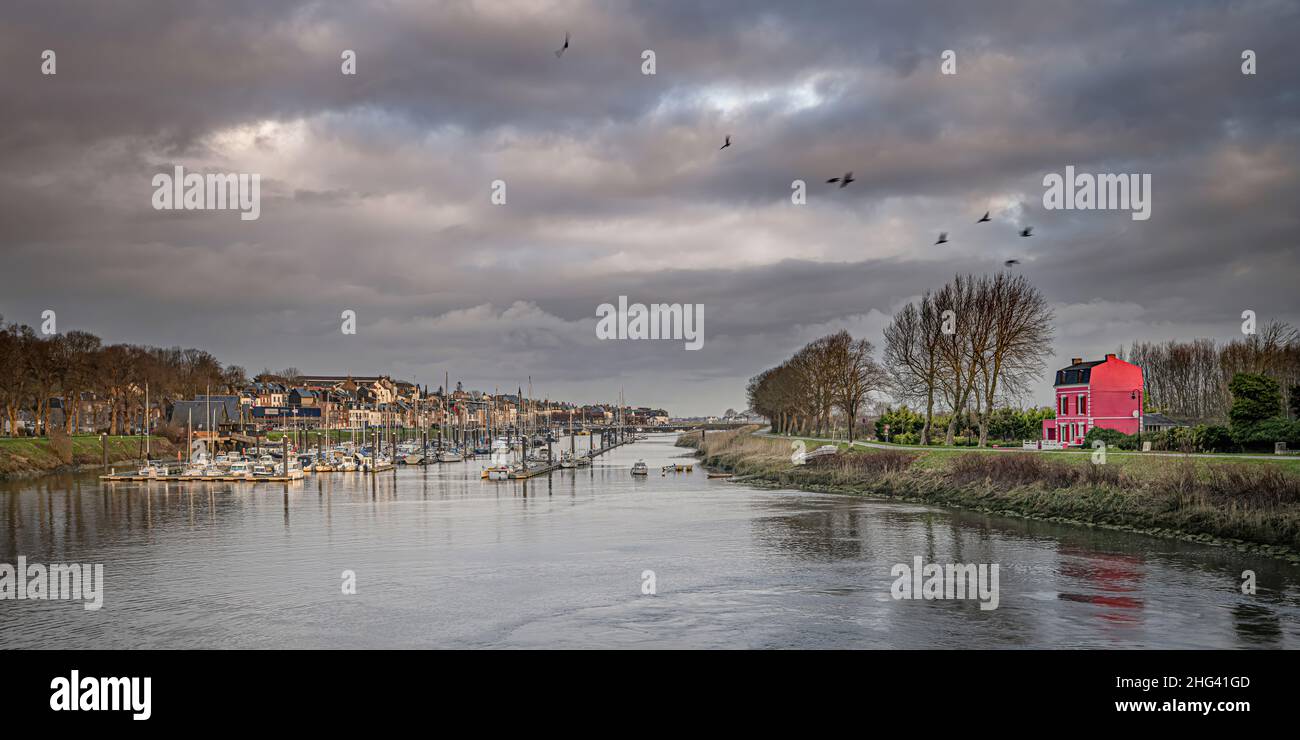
(631, 461), (649, 476)
(228, 461), (254, 480)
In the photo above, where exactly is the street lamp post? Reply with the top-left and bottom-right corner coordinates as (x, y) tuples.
(1131, 389), (1142, 450)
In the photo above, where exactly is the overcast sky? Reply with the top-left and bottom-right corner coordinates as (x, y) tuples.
(1, 1), (1296, 416)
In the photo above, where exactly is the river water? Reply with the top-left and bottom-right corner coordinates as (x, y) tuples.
(2, 434), (1297, 649)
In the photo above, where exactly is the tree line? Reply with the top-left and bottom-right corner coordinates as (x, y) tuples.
(0, 315), (247, 437)
(746, 330), (885, 441)
(881, 273), (1054, 446)
(1126, 321), (1300, 422)
(747, 273), (1054, 446)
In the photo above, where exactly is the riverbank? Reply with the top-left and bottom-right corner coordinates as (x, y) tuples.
(0, 435), (179, 480)
(680, 428), (1300, 562)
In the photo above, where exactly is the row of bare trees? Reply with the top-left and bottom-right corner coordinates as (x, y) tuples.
(883, 273), (1054, 446)
(747, 331), (885, 440)
(0, 315), (247, 437)
(1126, 321), (1300, 422)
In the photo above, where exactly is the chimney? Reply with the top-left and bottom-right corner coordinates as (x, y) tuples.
(1105, 353), (1117, 360)
(1071, 357), (1083, 365)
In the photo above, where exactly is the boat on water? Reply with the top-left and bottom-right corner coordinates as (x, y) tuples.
(228, 460), (254, 480)
(631, 461), (649, 476)
(437, 448), (464, 463)
(558, 451), (593, 468)
(357, 454), (393, 473)
(482, 465), (512, 480)
(137, 462), (167, 478)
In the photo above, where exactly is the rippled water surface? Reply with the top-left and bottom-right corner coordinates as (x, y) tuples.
(2, 434), (1298, 648)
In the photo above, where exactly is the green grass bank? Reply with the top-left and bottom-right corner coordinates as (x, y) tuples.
(680, 428), (1300, 562)
(0, 435), (179, 479)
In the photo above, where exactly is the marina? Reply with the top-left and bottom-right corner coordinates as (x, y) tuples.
(97, 425), (642, 484)
(4, 434), (1298, 649)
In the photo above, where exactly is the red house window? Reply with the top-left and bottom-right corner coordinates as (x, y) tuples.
(1059, 396), (1068, 415)
(1079, 395), (1087, 415)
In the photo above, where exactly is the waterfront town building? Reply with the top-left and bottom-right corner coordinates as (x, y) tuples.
(1042, 354), (1144, 446)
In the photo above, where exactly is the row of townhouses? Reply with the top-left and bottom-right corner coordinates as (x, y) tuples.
(165, 374), (670, 432)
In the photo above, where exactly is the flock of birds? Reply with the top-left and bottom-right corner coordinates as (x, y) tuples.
(930, 211), (1029, 266)
(555, 32), (1028, 269)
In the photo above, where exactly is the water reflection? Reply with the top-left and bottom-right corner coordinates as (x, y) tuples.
(1057, 548), (1145, 624)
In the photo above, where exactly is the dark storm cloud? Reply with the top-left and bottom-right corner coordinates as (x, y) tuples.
(0, 0), (1297, 414)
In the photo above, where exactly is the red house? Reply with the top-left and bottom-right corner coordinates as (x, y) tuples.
(1041, 354), (1143, 446)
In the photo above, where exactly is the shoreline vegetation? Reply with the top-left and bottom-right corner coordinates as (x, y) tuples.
(680, 427), (1300, 562)
(0, 435), (178, 480)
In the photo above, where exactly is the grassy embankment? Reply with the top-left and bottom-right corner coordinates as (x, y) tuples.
(680, 427), (1300, 560)
(0, 435), (178, 479)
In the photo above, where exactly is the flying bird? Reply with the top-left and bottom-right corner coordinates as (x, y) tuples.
(1004, 259), (1020, 267)
(826, 172), (855, 188)
(977, 211), (991, 223)
(719, 135), (731, 150)
(935, 232), (949, 245)
(555, 32), (569, 58)
(1020, 226), (1033, 237)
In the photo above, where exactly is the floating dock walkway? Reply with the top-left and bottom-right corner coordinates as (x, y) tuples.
(505, 436), (635, 479)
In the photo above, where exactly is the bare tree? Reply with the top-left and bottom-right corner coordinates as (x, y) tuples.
(974, 273), (1054, 446)
(883, 293), (944, 444)
(826, 331), (884, 442)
